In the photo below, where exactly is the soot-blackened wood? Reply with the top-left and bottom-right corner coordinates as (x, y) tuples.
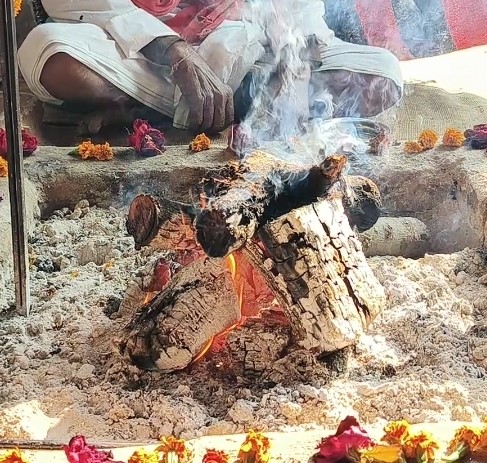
(195, 152), (349, 258)
(118, 257), (240, 372)
(244, 196), (386, 353)
(126, 194), (200, 251)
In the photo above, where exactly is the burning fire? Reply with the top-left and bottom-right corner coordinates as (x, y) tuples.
(191, 253), (245, 363)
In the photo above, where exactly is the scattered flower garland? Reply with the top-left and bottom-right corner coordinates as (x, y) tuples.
(128, 120), (166, 157)
(69, 141), (114, 161)
(403, 128), (473, 153)
(2, 421), (487, 463)
(189, 134), (211, 152)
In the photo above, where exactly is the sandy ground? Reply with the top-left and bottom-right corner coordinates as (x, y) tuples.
(1, 46), (487, 454)
(401, 45), (487, 98)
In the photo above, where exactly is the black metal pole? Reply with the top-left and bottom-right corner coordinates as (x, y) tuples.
(0, 0), (30, 315)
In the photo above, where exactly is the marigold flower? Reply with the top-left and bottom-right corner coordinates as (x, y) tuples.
(189, 134), (211, 152)
(76, 141), (114, 161)
(382, 420), (411, 445)
(14, 0), (22, 16)
(0, 448), (29, 463)
(156, 436), (192, 463)
(202, 449), (230, 463)
(418, 130), (438, 150)
(0, 157), (7, 177)
(402, 431), (439, 463)
(237, 430), (271, 463)
(446, 425), (483, 454)
(442, 128), (466, 148)
(128, 448), (160, 463)
(404, 141), (424, 154)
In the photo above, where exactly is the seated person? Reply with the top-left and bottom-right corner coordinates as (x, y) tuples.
(18, 0), (403, 135)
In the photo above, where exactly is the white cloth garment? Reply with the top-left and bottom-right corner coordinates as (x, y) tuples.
(18, 0), (403, 130)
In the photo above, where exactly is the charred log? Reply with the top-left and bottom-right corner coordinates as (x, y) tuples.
(117, 257), (240, 372)
(126, 194), (199, 251)
(195, 153), (349, 258)
(244, 196), (385, 353)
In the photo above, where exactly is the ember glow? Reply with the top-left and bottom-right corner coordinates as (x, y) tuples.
(191, 253), (246, 364)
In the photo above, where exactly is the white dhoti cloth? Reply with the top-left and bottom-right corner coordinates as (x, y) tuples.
(18, 0), (403, 130)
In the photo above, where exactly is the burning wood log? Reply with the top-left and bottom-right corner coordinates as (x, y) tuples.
(121, 151), (386, 373)
(126, 155), (381, 256)
(118, 257), (240, 372)
(195, 152), (349, 258)
(245, 196), (385, 353)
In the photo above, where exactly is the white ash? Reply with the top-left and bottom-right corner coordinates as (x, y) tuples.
(1, 204), (487, 442)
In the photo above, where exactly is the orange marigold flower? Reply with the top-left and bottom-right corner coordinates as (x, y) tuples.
(382, 420), (411, 444)
(202, 449), (230, 463)
(0, 157), (7, 177)
(237, 430), (270, 463)
(156, 436), (192, 463)
(418, 130), (438, 150)
(14, 0), (22, 17)
(128, 448), (160, 463)
(189, 134), (211, 152)
(442, 128), (466, 148)
(0, 448), (29, 463)
(404, 141), (424, 154)
(402, 432), (439, 462)
(447, 425), (483, 453)
(76, 141), (114, 161)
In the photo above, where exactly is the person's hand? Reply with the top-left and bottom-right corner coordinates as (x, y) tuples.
(167, 41), (234, 134)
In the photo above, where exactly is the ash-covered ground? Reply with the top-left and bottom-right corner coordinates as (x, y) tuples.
(1, 203), (487, 442)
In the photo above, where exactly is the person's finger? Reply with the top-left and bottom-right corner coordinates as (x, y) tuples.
(200, 92), (214, 133)
(177, 66), (204, 130)
(210, 88), (226, 134)
(225, 88), (235, 129)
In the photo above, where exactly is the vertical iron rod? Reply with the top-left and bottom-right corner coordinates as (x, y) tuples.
(0, 0), (30, 315)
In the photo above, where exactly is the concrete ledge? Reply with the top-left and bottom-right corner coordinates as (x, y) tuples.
(23, 146), (234, 215)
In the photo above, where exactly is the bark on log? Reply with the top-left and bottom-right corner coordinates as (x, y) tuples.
(195, 152), (349, 258)
(244, 196), (386, 353)
(117, 257), (240, 372)
(126, 194), (200, 251)
(358, 217), (430, 258)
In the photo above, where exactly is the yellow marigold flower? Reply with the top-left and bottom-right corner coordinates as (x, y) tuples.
(237, 430), (270, 463)
(404, 141), (425, 154)
(0, 448), (29, 463)
(189, 133), (211, 152)
(0, 157), (7, 177)
(156, 436), (192, 463)
(14, 0), (22, 17)
(356, 444), (403, 463)
(202, 449), (230, 463)
(76, 140), (114, 161)
(128, 448), (160, 463)
(418, 130), (438, 150)
(382, 420), (411, 444)
(442, 128), (466, 148)
(447, 425), (483, 453)
(402, 432), (439, 462)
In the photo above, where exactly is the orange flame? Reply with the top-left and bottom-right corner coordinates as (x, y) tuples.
(190, 252), (245, 364)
